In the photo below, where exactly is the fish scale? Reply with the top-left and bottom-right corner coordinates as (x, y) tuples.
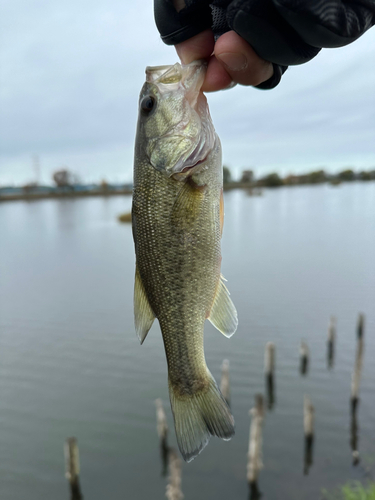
(132, 61), (238, 461)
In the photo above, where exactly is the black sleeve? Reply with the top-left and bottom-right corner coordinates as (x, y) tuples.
(154, 0), (213, 46)
(154, 0), (375, 87)
(225, 0), (375, 66)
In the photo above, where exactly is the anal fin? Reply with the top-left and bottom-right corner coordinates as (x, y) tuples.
(134, 266), (155, 344)
(208, 276), (238, 338)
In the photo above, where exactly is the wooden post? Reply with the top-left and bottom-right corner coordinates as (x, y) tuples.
(155, 398), (169, 476)
(350, 314), (365, 465)
(247, 394), (265, 494)
(303, 396), (314, 475)
(64, 437), (83, 500)
(327, 316), (336, 369)
(300, 341), (309, 376)
(351, 314), (365, 410)
(264, 342), (275, 410)
(220, 359), (230, 407)
(350, 402), (360, 466)
(166, 448), (183, 500)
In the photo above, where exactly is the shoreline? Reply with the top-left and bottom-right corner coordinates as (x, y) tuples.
(0, 188), (133, 202)
(0, 179), (374, 203)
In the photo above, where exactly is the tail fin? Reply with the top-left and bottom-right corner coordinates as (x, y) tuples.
(169, 372), (235, 462)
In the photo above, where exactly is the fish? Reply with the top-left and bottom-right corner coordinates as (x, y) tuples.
(132, 61), (237, 462)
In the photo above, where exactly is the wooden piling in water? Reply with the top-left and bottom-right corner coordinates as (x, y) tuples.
(351, 314), (365, 409)
(264, 342), (275, 376)
(304, 395), (314, 439)
(300, 341), (309, 375)
(349, 314), (365, 465)
(247, 394), (265, 490)
(220, 359), (230, 407)
(155, 398), (169, 475)
(166, 448), (183, 500)
(350, 403), (360, 466)
(155, 398), (168, 442)
(64, 437), (83, 500)
(264, 342), (275, 410)
(327, 316), (336, 369)
(303, 396), (314, 475)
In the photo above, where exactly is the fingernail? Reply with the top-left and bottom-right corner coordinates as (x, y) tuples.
(217, 52), (247, 71)
(224, 81), (237, 90)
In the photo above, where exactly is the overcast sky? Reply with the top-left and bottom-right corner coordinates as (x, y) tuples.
(1, 0), (374, 186)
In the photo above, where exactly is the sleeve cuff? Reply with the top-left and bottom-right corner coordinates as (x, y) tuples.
(255, 63), (288, 90)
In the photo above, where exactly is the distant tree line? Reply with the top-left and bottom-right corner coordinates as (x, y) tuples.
(223, 167), (375, 188)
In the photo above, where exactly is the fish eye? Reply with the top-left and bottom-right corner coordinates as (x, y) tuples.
(141, 95), (156, 115)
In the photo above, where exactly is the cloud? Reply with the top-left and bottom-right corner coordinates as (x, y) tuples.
(1, 0), (374, 184)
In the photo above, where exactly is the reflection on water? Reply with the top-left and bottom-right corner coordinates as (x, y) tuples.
(300, 342), (309, 376)
(327, 317), (336, 369)
(1, 184), (375, 500)
(327, 340), (335, 369)
(303, 396), (315, 476)
(350, 402), (360, 467)
(264, 342), (276, 410)
(249, 481), (262, 500)
(304, 435), (314, 476)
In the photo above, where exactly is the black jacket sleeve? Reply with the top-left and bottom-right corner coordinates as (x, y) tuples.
(154, 0), (375, 87)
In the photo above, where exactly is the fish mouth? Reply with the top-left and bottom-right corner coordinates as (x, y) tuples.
(146, 60), (207, 91)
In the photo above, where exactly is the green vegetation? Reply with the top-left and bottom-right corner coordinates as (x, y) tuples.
(359, 171), (372, 181)
(221, 166), (375, 189)
(307, 169), (327, 184)
(338, 169), (356, 182)
(322, 482), (375, 500)
(258, 172), (284, 187)
(223, 165), (232, 185)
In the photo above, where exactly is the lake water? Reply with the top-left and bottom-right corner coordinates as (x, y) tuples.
(1, 183), (374, 500)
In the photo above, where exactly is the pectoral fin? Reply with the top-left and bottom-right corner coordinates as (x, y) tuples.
(208, 276), (238, 338)
(171, 179), (204, 229)
(134, 266), (155, 344)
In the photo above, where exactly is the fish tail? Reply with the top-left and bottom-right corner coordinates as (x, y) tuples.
(168, 371), (235, 462)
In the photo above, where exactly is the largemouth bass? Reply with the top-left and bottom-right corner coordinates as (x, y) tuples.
(132, 61), (237, 462)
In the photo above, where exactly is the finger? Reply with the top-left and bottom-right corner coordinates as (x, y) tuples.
(214, 31), (273, 87)
(201, 55), (233, 92)
(175, 29), (215, 64)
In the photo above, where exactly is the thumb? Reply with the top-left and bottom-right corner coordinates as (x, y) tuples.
(214, 31), (273, 87)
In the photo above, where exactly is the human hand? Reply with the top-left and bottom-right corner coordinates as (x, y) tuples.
(175, 29), (274, 92)
(155, 0), (375, 92)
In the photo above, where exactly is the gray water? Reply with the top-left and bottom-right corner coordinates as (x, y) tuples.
(1, 183), (374, 500)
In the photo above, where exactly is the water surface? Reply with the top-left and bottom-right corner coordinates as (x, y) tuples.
(1, 183), (374, 499)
